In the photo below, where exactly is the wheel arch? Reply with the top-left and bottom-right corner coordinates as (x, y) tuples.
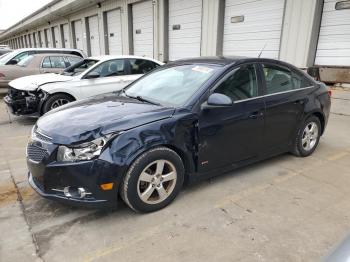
(40, 92), (77, 115)
(304, 110), (325, 135)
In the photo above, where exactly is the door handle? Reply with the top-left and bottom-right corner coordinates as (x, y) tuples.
(294, 100), (305, 105)
(249, 111), (264, 119)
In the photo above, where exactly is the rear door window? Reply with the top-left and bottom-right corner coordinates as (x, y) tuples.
(128, 59), (160, 75)
(85, 59), (125, 78)
(262, 64), (296, 95)
(41, 56), (67, 68)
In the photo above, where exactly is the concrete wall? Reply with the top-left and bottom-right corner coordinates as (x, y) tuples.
(0, 0), (325, 68)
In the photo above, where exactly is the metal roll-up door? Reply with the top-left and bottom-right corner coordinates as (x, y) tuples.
(132, 0), (154, 57)
(168, 0), (202, 61)
(223, 0), (285, 58)
(315, 0), (350, 66)
(73, 20), (84, 51)
(33, 32), (37, 47)
(27, 35), (33, 47)
(106, 9), (123, 55)
(62, 23), (71, 48)
(53, 26), (61, 47)
(88, 15), (101, 56)
(45, 28), (52, 47)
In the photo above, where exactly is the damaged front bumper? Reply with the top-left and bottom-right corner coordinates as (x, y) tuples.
(4, 87), (46, 116)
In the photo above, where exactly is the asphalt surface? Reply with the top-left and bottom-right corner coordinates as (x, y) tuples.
(0, 88), (350, 262)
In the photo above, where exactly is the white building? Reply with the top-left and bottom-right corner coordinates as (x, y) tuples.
(0, 0), (349, 82)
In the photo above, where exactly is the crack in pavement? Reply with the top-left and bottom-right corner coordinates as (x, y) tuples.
(6, 160), (45, 262)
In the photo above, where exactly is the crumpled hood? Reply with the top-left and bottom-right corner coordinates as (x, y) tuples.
(37, 93), (175, 145)
(9, 73), (73, 91)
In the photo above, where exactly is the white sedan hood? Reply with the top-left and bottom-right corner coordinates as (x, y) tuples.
(9, 73), (74, 91)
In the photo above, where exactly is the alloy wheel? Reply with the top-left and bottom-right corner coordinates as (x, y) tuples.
(301, 122), (319, 151)
(137, 159), (177, 205)
(50, 99), (70, 109)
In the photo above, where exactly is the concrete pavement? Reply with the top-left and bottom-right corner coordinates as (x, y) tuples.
(0, 89), (350, 262)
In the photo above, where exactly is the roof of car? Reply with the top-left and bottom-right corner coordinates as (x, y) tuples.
(168, 56), (297, 68)
(29, 53), (81, 58)
(15, 48), (84, 52)
(88, 55), (163, 64)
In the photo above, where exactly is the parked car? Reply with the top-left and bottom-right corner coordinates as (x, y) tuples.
(4, 55), (163, 116)
(0, 48), (86, 66)
(323, 235), (350, 262)
(0, 48), (12, 56)
(26, 57), (331, 212)
(0, 53), (82, 88)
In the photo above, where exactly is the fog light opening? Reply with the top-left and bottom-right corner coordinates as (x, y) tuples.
(63, 186), (91, 198)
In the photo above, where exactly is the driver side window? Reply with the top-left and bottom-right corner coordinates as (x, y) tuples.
(214, 64), (258, 102)
(85, 59), (125, 78)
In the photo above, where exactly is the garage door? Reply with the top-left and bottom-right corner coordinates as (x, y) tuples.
(53, 26), (61, 48)
(88, 15), (101, 56)
(28, 34), (32, 47)
(168, 0), (202, 61)
(32, 32), (37, 47)
(315, 0), (350, 66)
(223, 0), (285, 58)
(62, 24), (71, 48)
(106, 9), (123, 55)
(132, 0), (154, 57)
(73, 20), (84, 51)
(39, 31), (44, 47)
(45, 28), (53, 47)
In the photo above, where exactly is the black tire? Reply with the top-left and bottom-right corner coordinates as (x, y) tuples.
(42, 94), (74, 114)
(291, 116), (321, 157)
(120, 147), (185, 213)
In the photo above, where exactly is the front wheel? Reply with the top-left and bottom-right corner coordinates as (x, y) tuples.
(292, 116), (321, 157)
(120, 147), (185, 213)
(42, 94), (74, 114)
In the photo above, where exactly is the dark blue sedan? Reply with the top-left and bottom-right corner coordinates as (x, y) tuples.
(26, 57), (331, 212)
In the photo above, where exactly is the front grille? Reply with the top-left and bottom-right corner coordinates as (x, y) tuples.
(8, 87), (26, 100)
(32, 176), (44, 191)
(35, 130), (52, 143)
(33, 125), (52, 143)
(27, 145), (48, 162)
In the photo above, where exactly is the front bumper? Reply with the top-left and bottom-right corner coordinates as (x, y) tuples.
(27, 140), (125, 208)
(4, 88), (41, 116)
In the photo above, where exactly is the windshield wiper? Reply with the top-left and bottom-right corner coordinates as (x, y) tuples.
(134, 96), (161, 106)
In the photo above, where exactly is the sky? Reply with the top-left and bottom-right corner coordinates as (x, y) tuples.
(0, 0), (52, 30)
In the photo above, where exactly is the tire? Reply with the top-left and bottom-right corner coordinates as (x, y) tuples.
(42, 94), (74, 114)
(291, 116), (321, 157)
(120, 147), (185, 213)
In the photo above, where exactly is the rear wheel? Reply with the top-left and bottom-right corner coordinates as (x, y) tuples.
(120, 147), (185, 213)
(42, 94), (74, 114)
(292, 116), (321, 157)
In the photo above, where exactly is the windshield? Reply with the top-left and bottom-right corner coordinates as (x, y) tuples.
(61, 59), (98, 76)
(17, 55), (34, 67)
(0, 51), (15, 65)
(125, 64), (219, 107)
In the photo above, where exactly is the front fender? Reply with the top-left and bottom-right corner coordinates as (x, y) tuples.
(100, 112), (198, 180)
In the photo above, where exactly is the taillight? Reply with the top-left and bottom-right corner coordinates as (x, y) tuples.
(0, 73), (5, 77)
(328, 88), (332, 97)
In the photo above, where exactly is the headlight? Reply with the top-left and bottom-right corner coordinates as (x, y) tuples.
(57, 137), (108, 162)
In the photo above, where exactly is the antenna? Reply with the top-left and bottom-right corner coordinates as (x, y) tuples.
(258, 43), (267, 58)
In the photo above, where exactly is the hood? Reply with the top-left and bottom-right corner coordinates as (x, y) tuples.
(8, 73), (73, 91)
(37, 93), (175, 145)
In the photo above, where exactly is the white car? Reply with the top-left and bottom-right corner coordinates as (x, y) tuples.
(4, 55), (163, 116)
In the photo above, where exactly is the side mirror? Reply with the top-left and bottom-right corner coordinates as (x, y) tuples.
(84, 71), (100, 79)
(7, 59), (18, 65)
(202, 93), (233, 110)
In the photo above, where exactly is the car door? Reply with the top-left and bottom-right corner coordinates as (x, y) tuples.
(125, 58), (161, 83)
(197, 63), (265, 172)
(259, 63), (314, 153)
(40, 56), (67, 74)
(78, 59), (129, 99)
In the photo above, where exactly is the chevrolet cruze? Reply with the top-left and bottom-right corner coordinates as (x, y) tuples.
(27, 57), (331, 212)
